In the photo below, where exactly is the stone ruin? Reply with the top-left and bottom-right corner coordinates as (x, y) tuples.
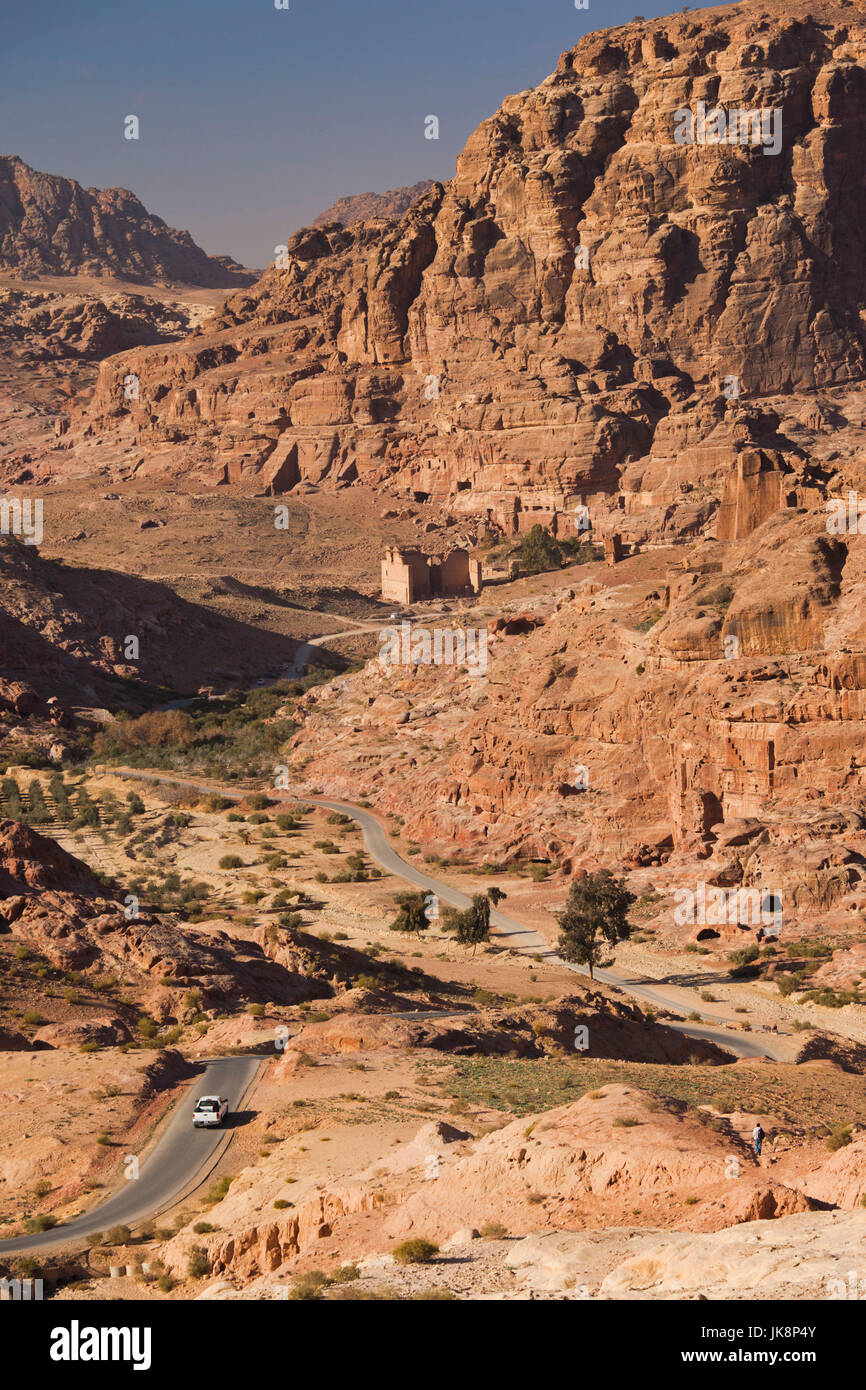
(381, 547), (483, 606)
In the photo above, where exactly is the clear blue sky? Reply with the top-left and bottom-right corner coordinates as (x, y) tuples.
(2, 0), (682, 268)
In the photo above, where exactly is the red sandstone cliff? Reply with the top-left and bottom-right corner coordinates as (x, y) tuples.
(74, 0), (866, 546)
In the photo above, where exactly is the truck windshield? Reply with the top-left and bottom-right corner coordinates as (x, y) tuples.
(196, 1100), (218, 1111)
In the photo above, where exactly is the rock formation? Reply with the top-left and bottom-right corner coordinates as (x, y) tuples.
(311, 180), (436, 228)
(0, 155), (255, 286)
(74, 0), (866, 548)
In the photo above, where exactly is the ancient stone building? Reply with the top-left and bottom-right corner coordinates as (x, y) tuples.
(381, 547), (483, 605)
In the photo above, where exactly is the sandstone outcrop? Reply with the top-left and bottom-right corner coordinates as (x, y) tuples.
(311, 181), (436, 228)
(282, 992), (732, 1063)
(72, 0), (866, 548)
(507, 1211), (866, 1299)
(158, 1083), (830, 1281)
(0, 820), (330, 1012)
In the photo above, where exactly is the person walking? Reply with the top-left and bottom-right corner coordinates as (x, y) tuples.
(753, 1122), (765, 1157)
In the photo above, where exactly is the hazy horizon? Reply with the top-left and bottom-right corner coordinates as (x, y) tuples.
(2, 0), (682, 267)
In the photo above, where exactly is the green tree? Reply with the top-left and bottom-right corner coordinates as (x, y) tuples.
(453, 887), (506, 956)
(519, 524), (562, 574)
(27, 780), (50, 824)
(556, 870), (635, 980)
(49, 775), (72, 822)
(2, 777), (23, 818)
(389, 891), (430, 933)
(72, 788), (100, 828)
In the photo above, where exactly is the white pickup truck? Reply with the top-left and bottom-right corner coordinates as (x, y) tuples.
(192, 1095), (229, 1128)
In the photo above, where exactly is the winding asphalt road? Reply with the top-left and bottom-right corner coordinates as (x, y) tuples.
(115, 771), (788, 1062)
(0, 769), (790, 1251)
(0, 1055), (261, 1254)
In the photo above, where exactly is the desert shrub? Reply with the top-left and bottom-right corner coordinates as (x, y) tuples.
(192, 1222), (214, 1235)
(106, 1224), (132, 1245)
(392, 1239), (439, 1265)
(203, 1176), (233, 1206)
(187, 1246), (210, 1278)
(331, 1263), (361, 1283)
(24, 1214), (57, 1233)
(218, 854), (243, 870)
(479, 1222), (508, 1240)
(776, 974), (804, 997)
(97, 710), (194, 756)
(702, 583), (734, 609)
(826, 1125), (853, 1152)
(288, 1269), (329, 1300)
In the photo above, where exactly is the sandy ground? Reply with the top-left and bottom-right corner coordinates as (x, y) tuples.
(0, 1050), (177, 1233)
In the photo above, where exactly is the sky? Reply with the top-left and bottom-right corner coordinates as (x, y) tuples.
(1, 0), (684, 268)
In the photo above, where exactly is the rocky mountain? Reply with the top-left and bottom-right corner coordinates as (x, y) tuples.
(0, 156), (255, 287)
(311, 180), (436, 228)
(78, 0), (866, 528)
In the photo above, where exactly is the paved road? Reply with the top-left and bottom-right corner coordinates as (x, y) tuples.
(115, 772), (789, 1062)
(0, 1055), (261, 1254)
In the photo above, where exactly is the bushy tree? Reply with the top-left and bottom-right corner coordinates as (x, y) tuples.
(453, 887), (506, 955)
(556, 870), (635, 980)
(519, 524), (562, 574)
(27, 780), (50, 823)
(389, 891), (430, 934)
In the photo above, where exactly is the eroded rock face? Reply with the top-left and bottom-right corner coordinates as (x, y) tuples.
(0, 156), (254, 286)
(157, 1084), (829, 1280)
(77, 2), (866, 540)
(286, 509), (866, 949)
(282, 992), (731, 1063)
(0, 820), (329, 1010)
(0, 818), (101, 896)
(311, 181), (436, 229)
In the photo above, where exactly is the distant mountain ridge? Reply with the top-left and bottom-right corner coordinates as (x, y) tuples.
(0, 155), (256, 288)
(311, 180), (435, 228)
